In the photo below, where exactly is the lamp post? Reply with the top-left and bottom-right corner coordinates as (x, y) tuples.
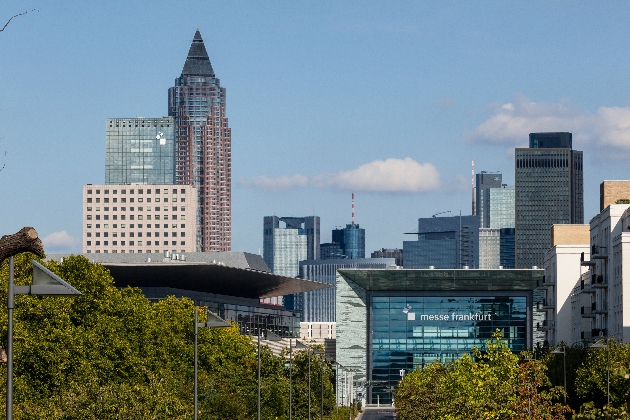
(258, 330), (282, 420)
(551, 345), (567, 404)
(290, 339), (308, 420)
(194, 308), (230, 420)
(590, 339), (610, 406)
(6, 259), (82, 420)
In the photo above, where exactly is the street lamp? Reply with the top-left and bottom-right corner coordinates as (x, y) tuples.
(194, 308), (230, 420)
(551, 345), (567, 404)
(290, 339), (308, 420)
(7, 259), (82, 420)
(310, 348), (325, 420)
(258, 330), (282, 420)
(590, 339), (610, 406)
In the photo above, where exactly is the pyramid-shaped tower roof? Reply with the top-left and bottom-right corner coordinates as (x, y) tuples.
(181, 29), (215, 77)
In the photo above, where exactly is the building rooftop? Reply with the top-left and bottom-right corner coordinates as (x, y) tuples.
(181, 29), (215, 77)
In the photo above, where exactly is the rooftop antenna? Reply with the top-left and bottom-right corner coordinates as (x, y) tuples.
(471, 159), (476, 216)
(352, 193), (355, 225)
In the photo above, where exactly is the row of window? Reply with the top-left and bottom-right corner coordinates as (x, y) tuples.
(87, 188), (186, 195)
(87, 249), (186, 254)
(87, 214), (185, 221)
(87, 231), (184, 238)
(87, 197), (185, 203)
(87, 241), (185, 246)
(88, 206), (185, 212)
(86, 223), (184, 229)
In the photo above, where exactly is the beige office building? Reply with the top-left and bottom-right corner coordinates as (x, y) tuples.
(82, 185), (197, 254)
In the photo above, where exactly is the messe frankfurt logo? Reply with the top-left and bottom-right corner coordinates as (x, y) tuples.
(402, 305), (492, 322)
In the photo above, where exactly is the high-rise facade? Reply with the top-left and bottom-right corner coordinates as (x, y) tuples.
(169, 30), (231, 252)
(105, 117), (175, 185)
(262, 216), (320, 276)
(476, 172), (502, 228)
(403, 215), (480, 269)
(515, 132), (583, 268)
(331, 224), (365, 259)
(489, 186), (515, 229)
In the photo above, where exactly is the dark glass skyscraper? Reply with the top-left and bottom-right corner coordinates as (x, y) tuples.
(169, 30), (231, 252)
(332, 224), (365, 259)
(515, 132), (583, 268)
(476, 172), (502, 228)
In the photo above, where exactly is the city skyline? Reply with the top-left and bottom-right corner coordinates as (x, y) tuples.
(1, 2), (630, 255)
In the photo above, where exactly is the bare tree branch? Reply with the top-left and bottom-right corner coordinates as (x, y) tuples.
(1, 9), (36, 33)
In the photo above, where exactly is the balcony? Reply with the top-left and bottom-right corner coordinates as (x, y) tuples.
(593, 302), (609, 314)
(593, 274), (608, 289)
(541, 276), (554, 288)
(542, 299), (555, 310)
(580, 280), (596, 294)
(591, 245), (609, 260)
(537, 320), (555, 331)
(581, 306), (595, 318)
(581, 330), (593, 341)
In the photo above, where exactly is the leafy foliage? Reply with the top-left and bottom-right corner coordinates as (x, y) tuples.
(394, 330), (571, 420)
(0, 254), (338, 419)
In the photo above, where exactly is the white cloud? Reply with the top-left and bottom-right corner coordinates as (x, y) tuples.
(42, 231), (80, 251)
(238, 157), (441, 193)
(465, 96), (630, 156)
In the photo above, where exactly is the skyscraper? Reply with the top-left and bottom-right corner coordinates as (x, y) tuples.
(475, 172), (503, 228)
(332, 224), (366, 259)
(105, 117), (175, 185)
(263, 216), (320, 276)
(169, 30), (231, 252)
(515, 132), (583, 268)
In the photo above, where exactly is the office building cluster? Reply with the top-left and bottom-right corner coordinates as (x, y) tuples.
(83, 30), (231, 254)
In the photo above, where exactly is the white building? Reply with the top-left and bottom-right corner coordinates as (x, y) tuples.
(83, 185), (197, 254)
(543, 225), (590, 345)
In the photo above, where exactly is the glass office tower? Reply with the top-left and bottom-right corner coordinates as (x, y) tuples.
(476, 172), (502, 228)
(332, 224), (366, 259)
(168, 30), (232, 252)
(515, 132), (583, 268)
(105, 118), (175, 185)
(336, 268), (545, 405)
(489, 186), (515, 229)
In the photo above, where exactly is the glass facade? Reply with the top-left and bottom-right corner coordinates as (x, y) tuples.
(105, 118), (175, 185)
(478, 228), (500, 269)
(515, 133), (583, 268)
(476, 172), (502, 228)
(331, 224), (366, 259)
(489, 186), (515, 229)
(500, 228), (515, 269)
(370, 294), (528, 404)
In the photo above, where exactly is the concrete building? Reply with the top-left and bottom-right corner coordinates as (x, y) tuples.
(600, 180), (630, 211)
(336, 268), (545, 405)
(403, 215), (480, 269)
(168, 30), (232, 252)
(105, 117), (175, 185)
(479, 228), (500, 269)
(263, 216), (320, 277)
(82, 185), (197, 254)
(542, 224), (590, 345)
(297, 258), (395, 322)
(515, 132), (584, 268)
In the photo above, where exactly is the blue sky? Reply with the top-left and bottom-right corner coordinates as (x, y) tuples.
(1, 1), (629, 254)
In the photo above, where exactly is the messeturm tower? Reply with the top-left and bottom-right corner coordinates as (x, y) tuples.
(168, 30), (231, 252)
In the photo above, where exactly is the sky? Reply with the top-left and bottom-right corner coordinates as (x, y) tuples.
(1, 2), (630, 255)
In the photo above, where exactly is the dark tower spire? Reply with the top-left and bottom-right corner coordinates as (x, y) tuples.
(181, 29), (215, 77)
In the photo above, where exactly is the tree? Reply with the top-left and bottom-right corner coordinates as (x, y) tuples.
(395, 330), (571, 420)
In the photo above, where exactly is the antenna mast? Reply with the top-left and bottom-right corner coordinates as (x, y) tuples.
(471, 159), (476, 216)
(352, 193), (355, 225)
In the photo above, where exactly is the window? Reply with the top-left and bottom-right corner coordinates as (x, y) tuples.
(130, 215), (134, 220)
(173, 198), (177, 202)
(104, 224), (109, 229)
(104, 198), (109, 203)
(155, 215), (160, 220)
(147, 215), (151, 220)
(113, 232), (117, 237)
(172, 189), (177, 194)
(96, 232), (100, 237)
(181, 224), (185, 228)
(96, 190), (100, 194)
(138, 198), (143, 203)
(172, 241), (176, 246)
(130, 241), (134, 246)
(113, 190), (117, 194)
(113, 215), (117, 220)
(138, 232), (142, 238)
(146, 232), (151, 237)
(139, 189), (143, 194)
(156, 198), (160, 203)
(147, 241), (151, 245)
(138, 241), (143, 246)
(181, 189), (185, 194)
(181, 198), (185, 202)
(104, 215), (109, 220)
(155, 232), (159, 237)
(113, 198), (118, 203)
(87, 224), (92, 228)
(130, 189), (134, 194)
(147, 198), (151, 203)
(147, 189), (151, 194)
(87, 233), (92, 237)
(87, 198), (92, 203)
(96, 207), (100, 211)
(180, 241), (185, 246)
(87, 215), (92, 220)
(113, 241), (117, 246)
(113, 224), (118, 228)
(172, 215), (177, 220)
(96, 241), (100, 246)
(138, 215), (143, 220)
(172, 206), (177, 211)
(122, 190), (126, 194)
(96, 215), (100, 220)
(121, 241), (125, 246)
(180, 232), (185, 237)
(130, 224), (134, 228)
(172, 224), (177, 228)
(164, 215), (168, 220)
(164, 189), (168, 194)
(164, 224), (168, 228)
(130, 232), (134, 238)
(121, 215), (126, 220)
(180, 207), (185, 211)
(104, 241), (108, 246)
(104, 190), (109, 194)
(87, 189), (92, 194)
(122, 198), (126, 203)
(87, 241), (91, 246)
(96, 198), (101, 203)
(96, 224), (100, 228)
(181, 215), (185, 220)
(138, 224), (142, 228)
(130, 198), (134, 203)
